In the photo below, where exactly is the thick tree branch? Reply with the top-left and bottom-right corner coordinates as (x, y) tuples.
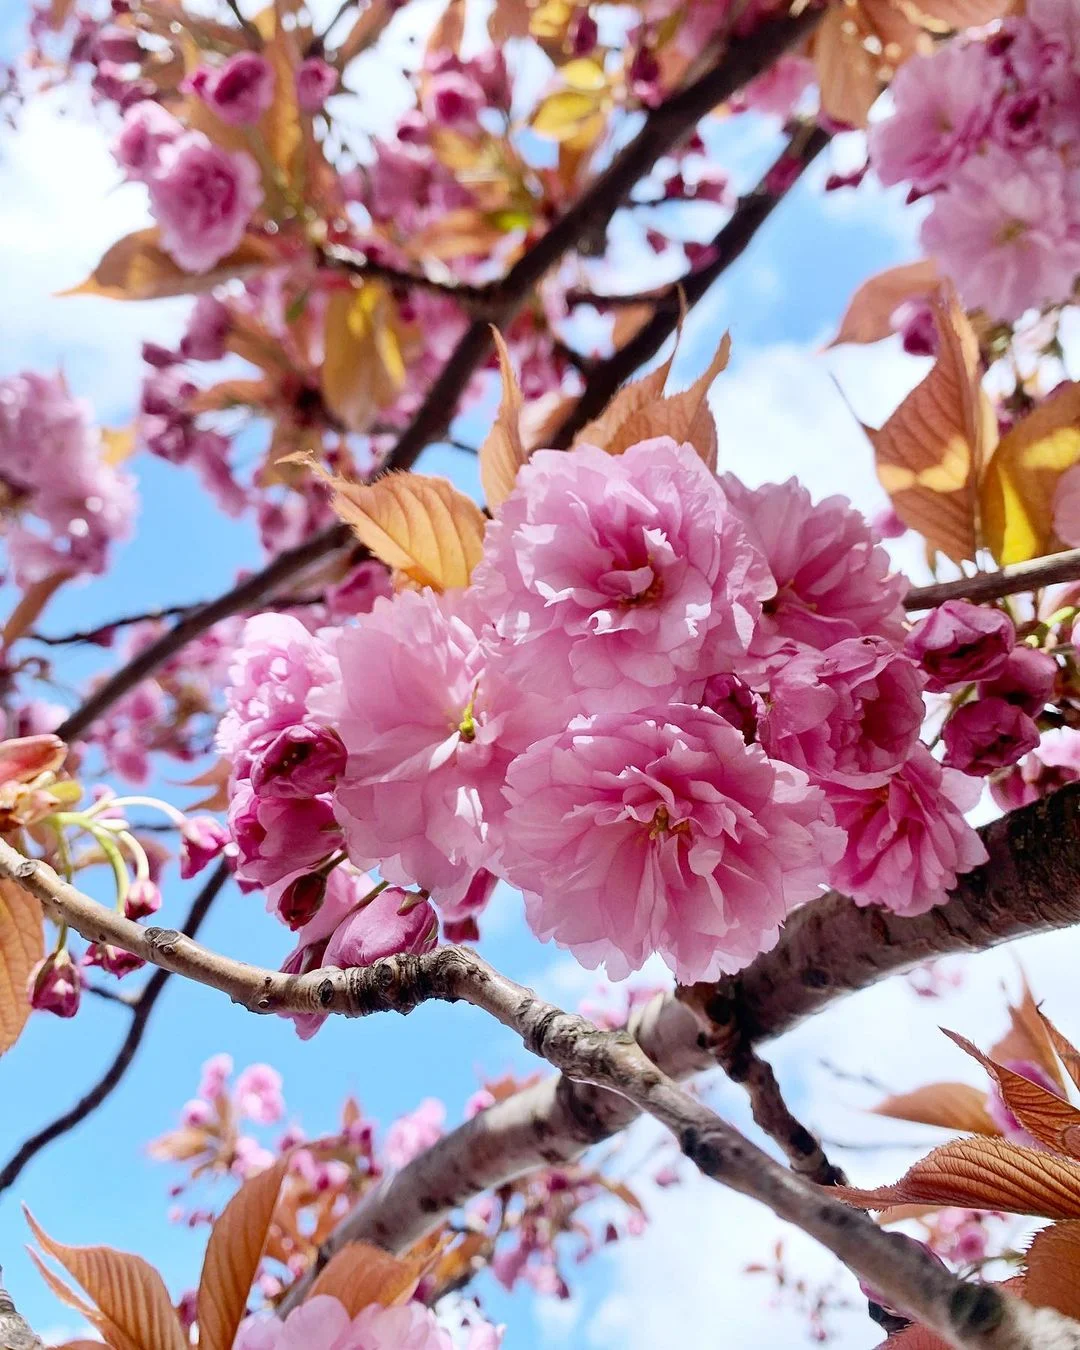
(0, 841), (1071, 1348)
(53, 5), (821, 745)
(0, 860), (228, 1197)
(904, 549), (1080, 611)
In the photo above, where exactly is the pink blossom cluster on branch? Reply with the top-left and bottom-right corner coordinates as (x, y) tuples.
(870, 0), (1080, 321)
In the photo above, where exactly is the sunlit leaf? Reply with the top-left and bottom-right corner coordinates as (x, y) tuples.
(307, 1241), (425, 1316)
(316, 467), (486, 591)
(829, 260), (940, 347)
(980, 382), (1080, 565)
(478, 329), (528, 511)
(532, 88), (608, 141)
(196, 1158), (288, 1350)
(910, 0), (1013, 29)
(25, 1208), (187, 1350)
(872, 1082), (998, 1136)
(0, 880), (43, 1056)
(61, 229), (274, 301)
(834, 1136), (1080, 1220)
(869, 286), (996, 563)
(321, 282), (406, 431)
(1023, 1221), (1080, 1318)
(812, 5), (880, 129)
(990, 975), (1067, 1094)
(574, 350), (677, 453)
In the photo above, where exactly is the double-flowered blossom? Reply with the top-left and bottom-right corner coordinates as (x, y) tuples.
(233, 1295), (487, 1350)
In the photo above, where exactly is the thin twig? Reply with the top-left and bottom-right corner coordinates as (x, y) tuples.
(0, 860), (229, 1196)
(0, 842), (1072, 1348)
(52, 5), (822, 746)
(223, 0), (261, 45)
(904, 549), (1080, 611)
(82, 980), (139, 1008)
(320, 246), (497, 312)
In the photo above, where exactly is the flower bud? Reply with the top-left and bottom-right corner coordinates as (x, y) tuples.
(179, 815), (229, 879)
(83, 942), (145, 978)
(277, 871), (328, 931)
(904, 600), (1015, 691)
(124, 878), (162, 920)
(250, 724), (347, 799)
(0, 733), (66, 783)
(942, 697), (1040, 776)
(323, 887), (438, 968)
(28, 948), (81, 1018)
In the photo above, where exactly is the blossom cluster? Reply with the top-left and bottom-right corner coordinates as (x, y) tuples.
(870, 0), (1080, 322)
(233, 1293), (500, 1350)
(220, 439), (1008, 990)
(0, 371), (136, 586)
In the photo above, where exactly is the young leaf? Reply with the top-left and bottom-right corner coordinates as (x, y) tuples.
(1038, 1011), (1080, 1096)
(878, 1329), (951, 1349)
(321, 283), (406, 432)
(912, 0), (1013, 27)
(869, 286), (996, 563)
(872, 1082), (998, 1135)
(196, 1158), (288, 1350)
(833, 1136), (1080, 1220)
(2, 571), (71, 650)
(321, 469), (486, 591)
(1023, 1221), (1080, 1318)
(980, 382), (1080, 565)
(0, 879), (44, 1056)
(25, 1208), (187, 1350)
(61, 229), (273, 301)
(829, 260), (940, 347)
(306, 1242), (424, 1316)
(478, 329), (528, 511)
(604, 334), (731, 469)
(574, 349), (677, 454)
(990, 975), (1067, 1093)
(812, 5), (880, 130)
(942, 1030), (1080, 1159)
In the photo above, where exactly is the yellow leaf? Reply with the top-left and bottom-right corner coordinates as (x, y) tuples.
(1023, 1221), (1080, 1318)
(980, 383), (1080, 565)
(25, 1208), (187, 1350)
(478, 329), (528, 511)
(910, 0), (1013, 29)
(833, 1136), (1080, 1220)
(307, 1241), (425, 1316)
(560, 58), (607, 92)
(319, 469), (486, 591)
(872, 1082), (998, 1136)
(196, 1158), (288, 1350)
(829, 260), (940, 347)
(607, 333), (731, 469)
(532, 89), (606, 141)
(321, 283), (405, 432)
(101, 425), (136, 466)
(0, 880), (43, 1056)
(61, 229), (273, 301)
(869, 285), (995, 563)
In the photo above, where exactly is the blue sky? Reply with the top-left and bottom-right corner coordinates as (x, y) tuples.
(7, 6), (1080, 1349)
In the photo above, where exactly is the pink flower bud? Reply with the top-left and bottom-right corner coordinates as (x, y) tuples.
(870, 506), (908, 540)
(197, 1052), (233, 1101)
(0, 733), (66, 783)
(979, 645), (1057, 716)
(942, 697), (1040, 776)
(188, 52), (275, 127)
(28, 948), (81, 1018)
(180, 815), (229, 879)
(295, 56), (338, 113)
(179, 295), (230, 362)
(323, 887), (438, 968)
(124, 878), (162, 920)
(277, 871), (328, 932)
(180, 1098), (214, 1128)
(250, 724), (347, 799)
(569, 11), (598, 54)
(83, 941), (145, 978)
(904, 600), (1015, 691)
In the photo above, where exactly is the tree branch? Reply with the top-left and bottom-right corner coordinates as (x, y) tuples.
(1, 840), (1071, 1348)
(0, 860), (229, 1197)
(319, 246), (498, 313)
(52, 4), (821, 745)
(904, 549), (1080, 611)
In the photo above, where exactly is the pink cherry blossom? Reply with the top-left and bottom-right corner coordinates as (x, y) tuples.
(943, 697), (1041, 776)
(760, 637), (925, 787)
(197, 1052), (233, 1102)
(148, 132), (263, 274)
(824, 745), (988, 915)
(736, 54), (814, 120)
(229, 780), (342, 889)
(234, 1064), (285, 1124)
(979, 645), (1057, 715)
(323, 887), (439, 967)
(180, 295), (230, 361)
(250, 724), (347, 799)
(920, 148), (1080, 321)
(113, 99), (183, 180)
(296, 57), (338, 112)
(501, 705), (843, 982)
(326, 589), (545, 908)
(904, 600), (1015, 691)
(383, 1097), (446, 1169)
(474, 439), (773, 712)
(28, 948), (81, 1018)
(718, 475), (907, 659)
(188, 52), (275, 126)
(179, 815), (230, 879)
(870, 44), (998, 191)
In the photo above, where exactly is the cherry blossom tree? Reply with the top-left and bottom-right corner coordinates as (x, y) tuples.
(4, 0), (1080, 1346)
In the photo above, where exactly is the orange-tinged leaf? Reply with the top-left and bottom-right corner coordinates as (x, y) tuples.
(911, 0), (1012, 28)
(990, 975), (1067, 1093)
(26, 1207), (187, 1350)
(101, 425), (136, 466)
(872, 1082), (998, 1135)
(26, 1248), (97, 1322)
(196, 1158), (287, 1350)
(53, 1342), (112, 1348)
(612, 303), (655, 350)
(320, 469), (486, 591)
(478, 329), (528, 511)
(2, 571), (71, 649)
(322, 283), (405, 432)
(880, 1329), (952, 1349)
(943, 1031), (1080, 1159)
(1023, 1221), (1080, 1318)
(829, 260), (940, 347)
(833, 1136), (1080, 1220)
(61, 229), (274, 301)
(521, 390), (574, 453)
(607, 333), (731, 469)
(261, 15), (302, 182)
(980, 382), (1080, 565)
(574, 350), (676, 453)
(870, 286), (995, 563)
(812, 5), (880, 130)
(190, 379), (272, 414)
(1039, 1011), (1080, 1096)
(426, 0), (465, 55)
(0, 879), (44, 1056)
(307, 1242), (423, 1316)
